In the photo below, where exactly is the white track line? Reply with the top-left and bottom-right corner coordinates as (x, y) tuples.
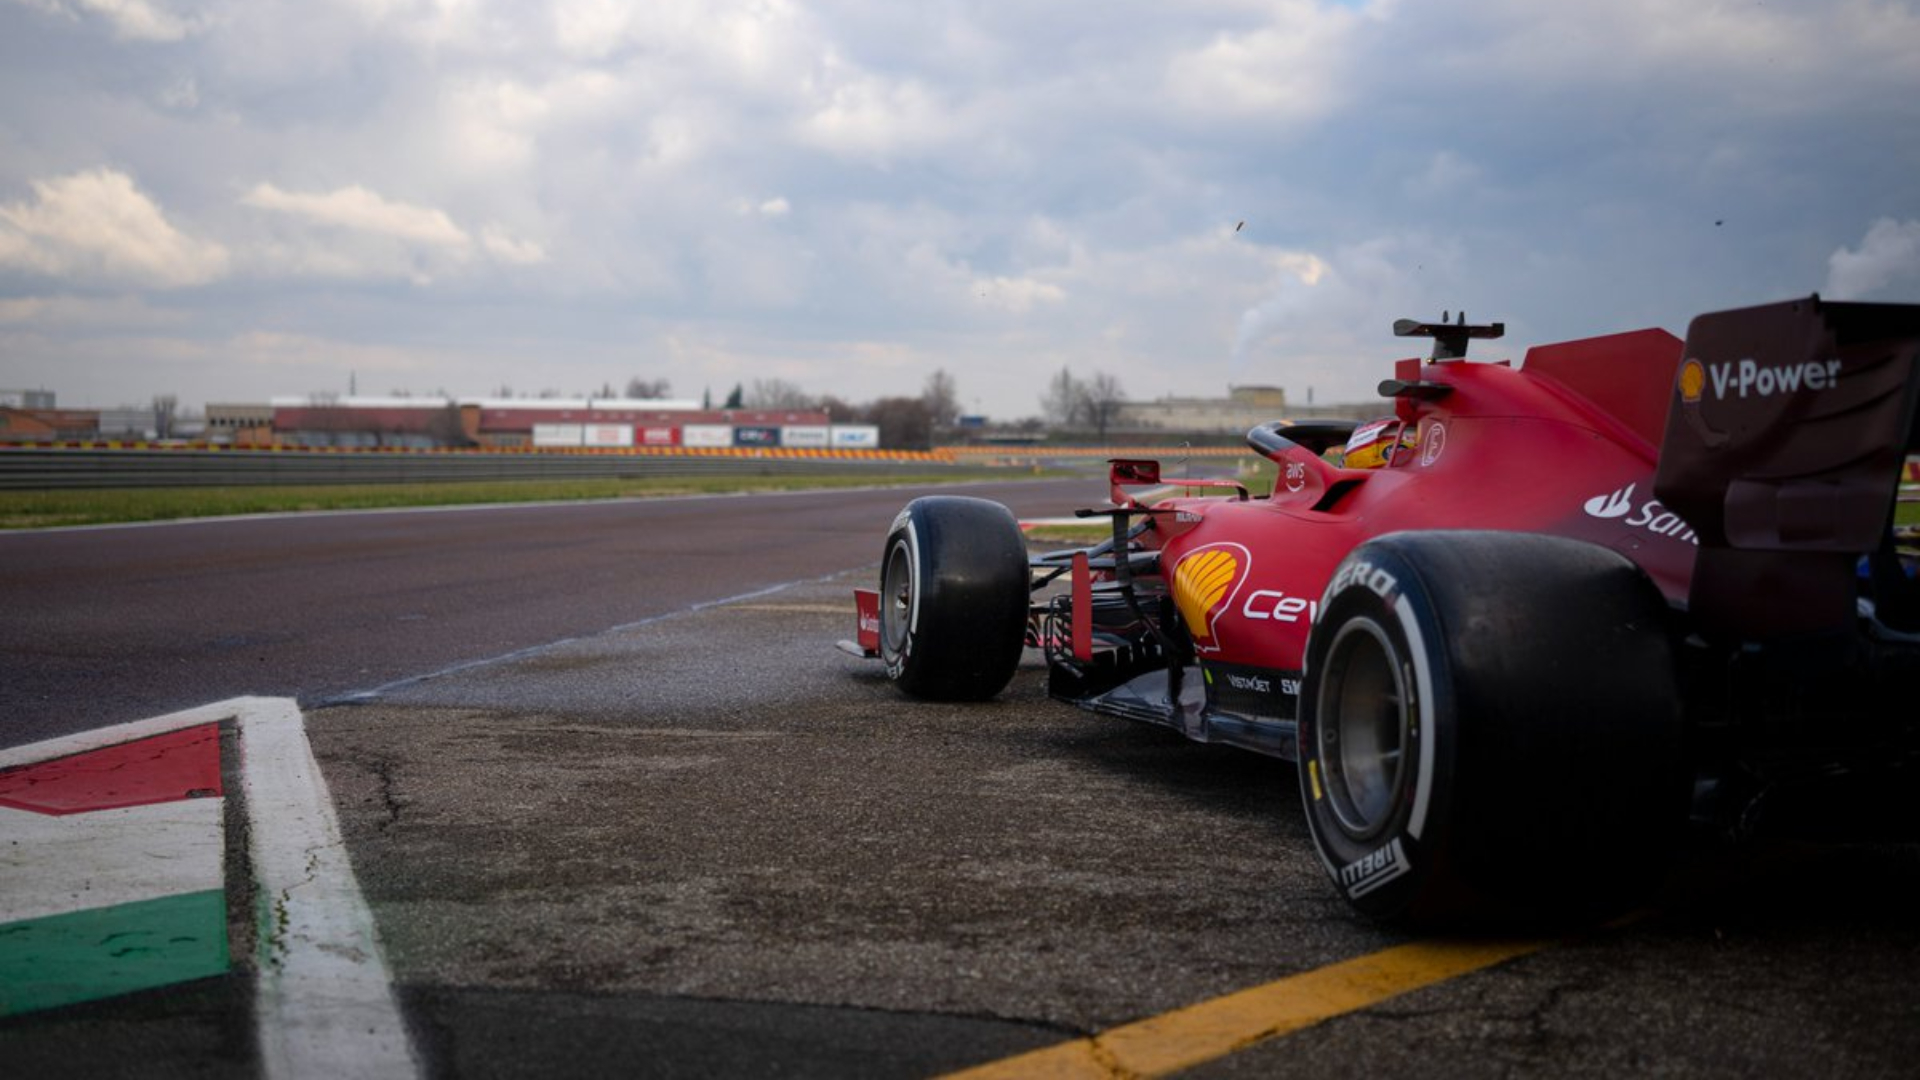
(239, 696), (419, 1080)
(0, 699), (240, 769)
(2, 697), (419, 1079)
(329, 570), (851, 704)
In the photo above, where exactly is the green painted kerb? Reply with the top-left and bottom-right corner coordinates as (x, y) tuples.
(0, 889), (228, 1016)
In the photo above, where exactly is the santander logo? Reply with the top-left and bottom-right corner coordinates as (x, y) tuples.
(1583, 484), (1636, 519)
(1582, 482), (1698, 545)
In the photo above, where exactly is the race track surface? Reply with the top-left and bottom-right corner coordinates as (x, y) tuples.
(4, 477), (1919, 1077)
(0, 479), (1090, 747)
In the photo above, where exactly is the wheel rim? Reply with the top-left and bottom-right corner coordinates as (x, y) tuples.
(1316, 617), (1410, 840)
(881, 539), (914, 656)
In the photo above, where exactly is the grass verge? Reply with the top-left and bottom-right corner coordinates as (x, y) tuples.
(0, 471), (1023, 530)
(1022, 522), (1113, 544)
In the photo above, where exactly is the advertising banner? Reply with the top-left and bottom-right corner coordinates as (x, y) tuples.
(532, 423), (583, 447)
(681, 424), (735, 448)
(780, 425), (830, 448)
(582, 424), (634, 447)
(829, 425), (881, 448)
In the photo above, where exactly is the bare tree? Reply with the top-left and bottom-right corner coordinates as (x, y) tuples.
(746, 379), (815, 409)
(625, 377), (672, 399)
(864, 396), (934, 450)
(1040, 367), (1081, 427)
(816, 395), (861, 424)
(151, 395), (178, 440)
(922, 369), (959, 431)
(1080, 372), (1126, 441)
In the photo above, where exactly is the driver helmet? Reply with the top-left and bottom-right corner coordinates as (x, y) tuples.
(1342, 418), (1402, 469)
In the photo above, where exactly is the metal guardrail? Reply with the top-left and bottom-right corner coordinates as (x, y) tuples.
(0, 447), (970, 490)
(6, 446), (1913, 495)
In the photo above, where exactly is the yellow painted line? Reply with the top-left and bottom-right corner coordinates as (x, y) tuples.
(940, 938), (1547, 1080)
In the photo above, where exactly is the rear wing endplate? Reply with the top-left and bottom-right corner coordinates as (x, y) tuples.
(1653, 296), (1920, 639)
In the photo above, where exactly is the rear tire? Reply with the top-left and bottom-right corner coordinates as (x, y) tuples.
(881, 497), (1030, 701)
(1298, 530), (1685, 926)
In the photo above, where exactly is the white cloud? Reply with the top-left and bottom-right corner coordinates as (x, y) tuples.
(236, 183), (548, 282)
(0, 293), (184, 327)
(0, 169), (229, 287)
(1163, 0), (1368, 121)
(229, 330), (431, 374)
(441, 80), (554, 171)
(17, 0), (202, 42)
(241, 183), (471, 247)
(972, 275), (1066, 313)
(1225, 232), (1465, 397)
(2, 0), (1917, 418)
(798, 66), (955, 160)
(480, 225), (546, 265)
(1825, 219), (1920, 300)
(1404, 0), (1920, 112)
(157, 74), (199, 111)
(548, 0), (815, 82)
(731, 196), (792, 220)
(1404, 151), (1480, 199)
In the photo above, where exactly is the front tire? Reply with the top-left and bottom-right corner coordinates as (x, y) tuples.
(1299, 531), (1685, 925)
(880, 496), (1030, 700)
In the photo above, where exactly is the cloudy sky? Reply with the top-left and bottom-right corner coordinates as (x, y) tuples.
(2, 0), (1917, 419)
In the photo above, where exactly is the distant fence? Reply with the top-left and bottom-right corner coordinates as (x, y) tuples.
(0, 445), (963, 490)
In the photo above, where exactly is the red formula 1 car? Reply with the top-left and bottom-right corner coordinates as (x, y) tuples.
(846, 297), (1920, 924)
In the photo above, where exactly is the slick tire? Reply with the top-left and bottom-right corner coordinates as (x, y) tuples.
(880, 496), (1030, 701)
(1298, 530), (1685, 926)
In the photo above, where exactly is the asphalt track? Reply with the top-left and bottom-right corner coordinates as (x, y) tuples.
(4, 478), (1920, 1077)
(0, 479), (1090, 748)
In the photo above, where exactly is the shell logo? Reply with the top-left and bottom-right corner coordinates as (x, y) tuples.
(1172, 543), (1250, 651)
(1678, 358), (1707, 403)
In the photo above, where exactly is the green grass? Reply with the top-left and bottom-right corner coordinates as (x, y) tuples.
(0, 471), (1021, 530)
(1022, 522), (1113, 543)
(12, 466), (1909, 533)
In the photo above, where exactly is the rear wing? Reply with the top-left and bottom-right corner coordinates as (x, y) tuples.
(1653, 296), (1920, 639)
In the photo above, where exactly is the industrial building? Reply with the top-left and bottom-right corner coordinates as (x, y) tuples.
(264, 397), (877, 451)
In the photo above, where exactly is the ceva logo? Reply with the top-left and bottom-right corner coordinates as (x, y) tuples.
(1583, 484), (1636, 519)
(1171, 543), (1251, 652)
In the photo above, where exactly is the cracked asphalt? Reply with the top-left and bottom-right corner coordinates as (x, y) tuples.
(309, 570), (1920, 1078)
(4, 482), (1920, 1077)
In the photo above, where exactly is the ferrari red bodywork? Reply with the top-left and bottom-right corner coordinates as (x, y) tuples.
(855, 297), (1920, 923)
(1107, 325), (1698, 754)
